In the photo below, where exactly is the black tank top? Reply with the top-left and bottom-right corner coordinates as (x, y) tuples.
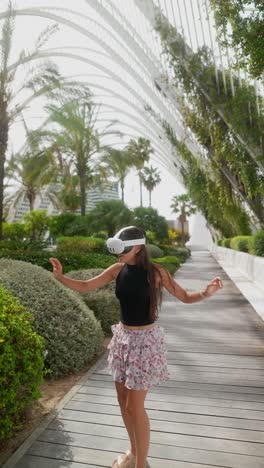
(115, 263), (154, 326)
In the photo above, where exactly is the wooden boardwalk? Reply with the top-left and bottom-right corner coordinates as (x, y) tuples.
(6, 251), (264, 468)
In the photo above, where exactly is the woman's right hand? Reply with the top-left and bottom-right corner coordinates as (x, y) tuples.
(49, 258), (63, 280)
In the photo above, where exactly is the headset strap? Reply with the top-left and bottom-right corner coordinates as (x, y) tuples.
(122, 239), (145, 247)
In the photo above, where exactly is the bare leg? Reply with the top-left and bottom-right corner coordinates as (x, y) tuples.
(126, 388), (150, 468)
(115, 381), (137, 458)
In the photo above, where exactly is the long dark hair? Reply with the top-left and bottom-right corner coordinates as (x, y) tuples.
(118, 226), (163, 322)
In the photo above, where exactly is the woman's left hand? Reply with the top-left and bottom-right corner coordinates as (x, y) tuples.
(205, 277), (223, 297)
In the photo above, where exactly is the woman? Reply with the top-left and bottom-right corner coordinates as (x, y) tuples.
(49, 226), (223, 468)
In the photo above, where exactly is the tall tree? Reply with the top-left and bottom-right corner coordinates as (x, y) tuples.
(5, 124), (57, 213)
(140, 165), (161, 207)
(88, 199), (133, 237)
(47, 99), (100, 216)
(0, 4), (63, 238)
(126, 137), (154, 207)
(100, 147), (133, 202)
(170, 194), (196, 245)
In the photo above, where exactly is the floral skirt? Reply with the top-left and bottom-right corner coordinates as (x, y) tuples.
(107, 322), (170, 390)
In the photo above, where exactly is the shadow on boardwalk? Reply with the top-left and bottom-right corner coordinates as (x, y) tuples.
(4, 251), (264, 468)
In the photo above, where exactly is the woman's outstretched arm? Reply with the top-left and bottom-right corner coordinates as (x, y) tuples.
(159, 266), (223, 303)
(49, 258), (121, 293)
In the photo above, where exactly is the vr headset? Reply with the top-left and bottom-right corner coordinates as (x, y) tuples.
(106, 227), (146, 255)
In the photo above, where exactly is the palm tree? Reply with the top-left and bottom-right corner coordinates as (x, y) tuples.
(140, 165), (161, 207)
(46, 99), (101, 215)
(0, 3), (92, 238)
(0, 4), (62, 238)
(170, 194), (196, 245)
(55, 168), (81, 213)
(5, 126), (58, 213)
(126, 137), (154, 206)
(100, 147), (133, 202)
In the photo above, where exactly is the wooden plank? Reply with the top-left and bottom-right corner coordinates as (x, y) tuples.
(74, 390), (264, 412)
(65, 399), (264, 422)
(28, 439), (264, 468)
(60, 407), (264, 431)
(14, 455), (100, 468)
(86, 375), (264, 395)
(39, 428), (264, 457)
(50, 418), (264, 444)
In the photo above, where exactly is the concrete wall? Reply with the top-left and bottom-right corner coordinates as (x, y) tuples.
(211, 245), (264, 291)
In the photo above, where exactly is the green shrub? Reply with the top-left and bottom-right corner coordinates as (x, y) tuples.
(0, 239), (48, 251)
(217, 239), (222, 246)
(0, 259), (104, 377)
(0, 286), (44, 443)
(56, 236), (107, 254)
(146, 244), (164, 258)
(92, 231), (108, 240)
(159, 245), (190, 261)
(0, 250), (116, 273)
(222, 238), (231, 248)
(253, 230), (264, 257)
(3, 222), (27, 240)
(153, 256), (181, 275)
(230, 236), (254, 253)
(49, 213), (79, 237)
(67, 269), (120, 334)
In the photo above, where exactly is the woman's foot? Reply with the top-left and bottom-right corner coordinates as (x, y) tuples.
(112, 449), (136, 468)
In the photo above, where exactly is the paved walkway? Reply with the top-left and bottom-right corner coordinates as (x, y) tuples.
(5, 251), (264, 468)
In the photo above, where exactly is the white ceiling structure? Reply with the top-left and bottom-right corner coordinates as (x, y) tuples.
(0, 0), (261, 186)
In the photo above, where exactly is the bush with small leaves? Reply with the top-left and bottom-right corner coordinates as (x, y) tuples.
(56, 236), (107, 254)
(230, 236), (255, 253)
(0, 286), (44, 443)
(0, 250), (116, 273)
(0, 259), (104, 378)
(146, 244), (164, 258)
(159, 245), (190, 261)
(253, 230), (264, 257)
(153, 256), (181, 275)
(67, 269), (120, 334)
(222, 238), (231, 248)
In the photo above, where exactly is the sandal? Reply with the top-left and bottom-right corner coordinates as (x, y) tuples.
(112, 449), (136, 468)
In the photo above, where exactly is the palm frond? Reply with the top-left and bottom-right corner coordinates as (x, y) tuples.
(1, 1), (14, 73)
(34, 24), (59, 52)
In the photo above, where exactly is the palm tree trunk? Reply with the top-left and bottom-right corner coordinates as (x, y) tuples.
(149, 190), (151, 207)
(78, 170), (86, 216)
(0, 101), (8, 240)
(139, 175), (143, 207)
(121, 178), (125, 202)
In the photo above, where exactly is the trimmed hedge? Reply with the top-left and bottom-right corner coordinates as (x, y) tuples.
(0, 286), (44, 443)
(153, 256), (181, 275)
(253, 230), (264, 257)
(222, 238), (231, 248)
(0, 259), (104, 377)
(0, 250), (116, 273)
(67, 268), (120, 334)
(230, 236), (254, 253)
(146, 244), (164, 258)
(159, 245), (190, 261)
(56, 236), (107, 254)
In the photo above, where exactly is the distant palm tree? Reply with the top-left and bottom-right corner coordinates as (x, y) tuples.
(126, 137), (154, 206)
(100, 147), (133, 202)
(5, 125), (57, 213)
(0, 2), (92, 237)
(141, 165), (161, 207)
(46, 99), (101, 216)
(170, 194), (196, 245)
(0, 4), (62, 238)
